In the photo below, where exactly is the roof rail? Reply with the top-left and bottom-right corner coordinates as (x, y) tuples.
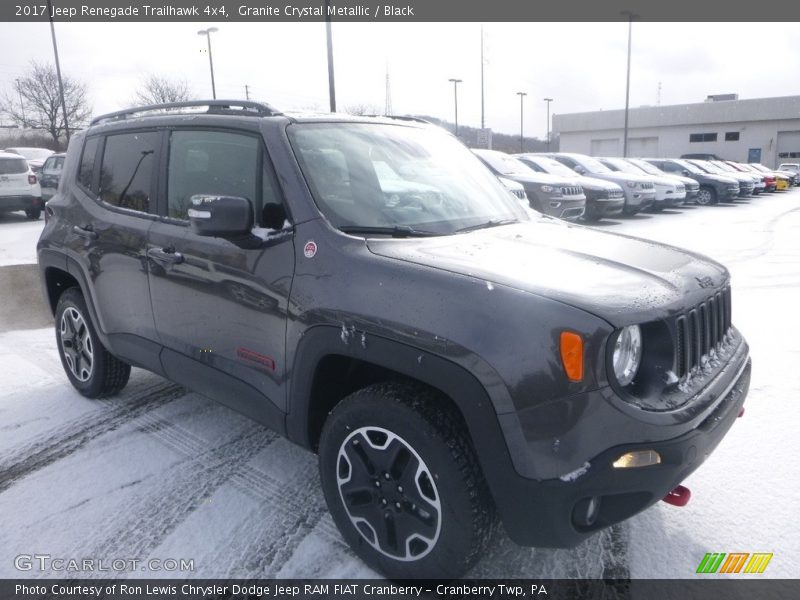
(90, 100), (281, 126)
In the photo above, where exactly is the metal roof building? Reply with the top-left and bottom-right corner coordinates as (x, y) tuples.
(553, 95), (800, 167)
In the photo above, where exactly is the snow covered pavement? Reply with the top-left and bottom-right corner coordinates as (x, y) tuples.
(0, 190), (798, 579)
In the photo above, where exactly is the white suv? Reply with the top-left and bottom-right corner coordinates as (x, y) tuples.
(0, 152), (43, 220)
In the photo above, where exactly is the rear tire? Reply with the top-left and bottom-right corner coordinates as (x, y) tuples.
(25, 208), (41, 220)
(55, 288), (131, 398)
(319, 381), (497, 579)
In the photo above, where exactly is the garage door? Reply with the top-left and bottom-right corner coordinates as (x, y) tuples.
(628, 136), (659, 157)
(590, 138), (620, 156)
(776, 131), (800, 166)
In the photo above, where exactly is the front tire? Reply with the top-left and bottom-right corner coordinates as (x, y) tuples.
(55, 288), (131, 398)
(696, 187), (717, 206)
(25, 208), (41, 220)
(319, 381), (497, 579)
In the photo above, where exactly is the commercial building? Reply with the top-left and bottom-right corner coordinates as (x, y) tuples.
(554, 94), (800, 167)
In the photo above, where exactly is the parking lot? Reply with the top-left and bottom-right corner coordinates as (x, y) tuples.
(0, 189), (798, 579)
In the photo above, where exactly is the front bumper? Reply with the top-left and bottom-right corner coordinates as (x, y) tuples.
(0, 195), (43, 212)
(493, 356), (751, 548)
(587, 196), (625, 218)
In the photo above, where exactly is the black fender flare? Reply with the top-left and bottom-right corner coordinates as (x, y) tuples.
(285, 325), (529, 526)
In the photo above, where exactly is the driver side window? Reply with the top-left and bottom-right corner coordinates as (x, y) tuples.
(167, 130), (260, 221)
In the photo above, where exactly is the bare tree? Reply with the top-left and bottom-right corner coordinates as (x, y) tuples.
(1, 62), (91, 146)
(132, 75), (193, 106)
(343, 103), (381, 116)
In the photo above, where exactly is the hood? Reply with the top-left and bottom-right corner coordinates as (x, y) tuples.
(650, 175), (682, 189)
(366, 220), (729, 326)
(585, 171), (652, 185)
(667, 174), (698, 187)
(504, 171), (575, 186)
(706, 174), (738, 184)
(575, 175), (622, 192)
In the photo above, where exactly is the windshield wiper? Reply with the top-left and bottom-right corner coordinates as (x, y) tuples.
(339, 225), (439, 238)
(454, 218), (518, 234)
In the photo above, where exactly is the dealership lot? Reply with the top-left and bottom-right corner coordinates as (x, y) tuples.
(0, 190), (798, 578)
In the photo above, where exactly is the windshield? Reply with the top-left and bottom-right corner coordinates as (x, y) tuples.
(711, 161), (735, 172)
(5, 147), (53, 160)
(574, 155), (612, 174)
(672, 159), (703, 174)
(521, 156), (577, 178)
(628, 159), (663, 176)
(474, 150), (534, 177)
(288, 123), (526, 235)
(603, 157), (645, 175)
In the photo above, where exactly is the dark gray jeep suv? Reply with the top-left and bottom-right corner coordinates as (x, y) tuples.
(38, 101), (752, 579)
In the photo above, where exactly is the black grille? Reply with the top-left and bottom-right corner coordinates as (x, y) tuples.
(560, 186), (582, 196)
(674, 287), (732, 377)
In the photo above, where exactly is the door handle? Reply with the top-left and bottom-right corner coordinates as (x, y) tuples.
(72, 225), (98, 240)
(147, 247), (185, 265)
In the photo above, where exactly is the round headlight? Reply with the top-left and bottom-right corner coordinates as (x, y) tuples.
(612, 325), (642, 386)
(540, 185), (555, 193)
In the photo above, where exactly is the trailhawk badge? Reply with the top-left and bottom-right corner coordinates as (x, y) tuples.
(303, 241), (318, 258)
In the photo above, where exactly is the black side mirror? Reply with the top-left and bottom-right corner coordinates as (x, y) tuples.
(574, 165), (586, 175)
(189, 195), (253, 238)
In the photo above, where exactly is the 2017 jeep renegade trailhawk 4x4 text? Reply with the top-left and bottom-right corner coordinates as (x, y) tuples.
(38, 100), (751, 579)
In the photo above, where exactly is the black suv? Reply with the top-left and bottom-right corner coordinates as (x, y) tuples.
(38, 101), (752, 579)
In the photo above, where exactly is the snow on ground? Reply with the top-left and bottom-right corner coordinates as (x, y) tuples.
(0, 190), (798, 579)
(0, 212), (43, 266)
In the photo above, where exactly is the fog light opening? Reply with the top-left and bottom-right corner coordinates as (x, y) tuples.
(572, 496), (600, 528)
(612, 450), (661, 469)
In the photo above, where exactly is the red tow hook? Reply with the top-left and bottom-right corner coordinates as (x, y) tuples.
(738, 406), (745, 418)
(663, 484), (692, 507)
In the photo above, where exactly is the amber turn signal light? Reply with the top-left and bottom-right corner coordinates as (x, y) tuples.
(560, 331), (584, 382)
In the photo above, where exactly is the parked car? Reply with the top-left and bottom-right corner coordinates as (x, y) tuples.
(626, 157), (700, 203)
(729, 162), (777, 192)
(644, 158), (739, 205)
(4, 146), (54, 173)
(515, 153), (625, 221)
(38, 100), (752, 579)
(497, 176), (530, 204)
(777, 163), (800, 183)
(680, 153), (725, 161)
(708, 160), (764, 195)
(686, 159), (754, 197)
(543, 152), (655, 215)
(598, 157), (686, 210)
(749, 163), (792, 190)
(39, 152), (66, 200)
(0, 151), (43, 219)
(773, 165), (800, 186)
(713, 160), (767, 196)
(473, 149), (585, 220)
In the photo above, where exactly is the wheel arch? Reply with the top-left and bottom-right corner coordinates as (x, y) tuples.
(286, 326), (525, 520)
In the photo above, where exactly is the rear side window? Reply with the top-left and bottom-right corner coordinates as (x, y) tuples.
(43, 156), (65, 174)
(0, 158), (28, 175)
(99, 131), (159, 213)
(78, 137), (100, 192)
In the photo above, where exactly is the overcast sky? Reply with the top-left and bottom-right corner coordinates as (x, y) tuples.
(1, 22), (799, 138)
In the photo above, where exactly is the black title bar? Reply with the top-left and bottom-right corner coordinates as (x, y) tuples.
(4, 0), (800, 22)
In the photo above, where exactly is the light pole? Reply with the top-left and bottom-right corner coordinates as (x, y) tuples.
(448, 78), (462, 137)
(543, 98), (553, 151)
(324, 0), (336, 112)
(15, 79), (27, 128)
(197, 27), (219, 100)
(621, 11), (639, 157)
(516, 91), (527, 153)
(480, 25), (485, 129)
(45, 0), (69, 143)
